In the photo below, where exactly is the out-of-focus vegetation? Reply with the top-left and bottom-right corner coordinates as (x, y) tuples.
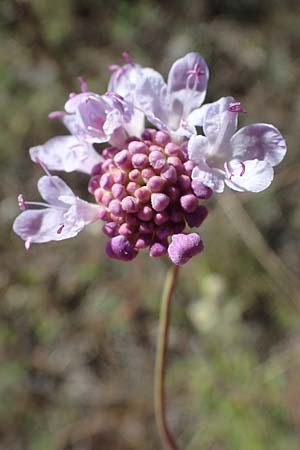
(1, 0), (300, 449)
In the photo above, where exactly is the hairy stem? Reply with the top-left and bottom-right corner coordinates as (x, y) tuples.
(154, 264), (181, 450)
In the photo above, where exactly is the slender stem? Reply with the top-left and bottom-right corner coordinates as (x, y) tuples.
(154, 264), (181, 450)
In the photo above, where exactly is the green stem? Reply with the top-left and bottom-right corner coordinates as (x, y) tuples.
(154, 264), (181, 450)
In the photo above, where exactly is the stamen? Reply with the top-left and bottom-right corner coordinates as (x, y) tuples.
(228, 102), (246, 113)
(239, 161), (246, 176)
(186, 63), (205, 79)
(34, 157), (64, 192)
(78, 76), (88, 93)
(48, 111), (65, 119)
(18, 194), (26, 211)
(224, 160), (246, 179)
(122, 51), (134, 66)
(57, 224), (64, 234)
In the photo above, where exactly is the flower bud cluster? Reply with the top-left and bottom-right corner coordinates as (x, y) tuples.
(89, 129), (211, 261)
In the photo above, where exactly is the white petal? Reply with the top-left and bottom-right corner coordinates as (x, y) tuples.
(13, 208), (78, 244)
(230, 123), (287, 167)
(37, 176), (75, 206)
(225, 159), (274, 192)
(186, 104), (210, 127)
(108, 64), (143, 98)
(135, 68), (169, 126)
(30, 136), (102, 174)
(188, 135), (210, 164)
(167, 52), (209, 117)
(204, 96), (237, 147)
(192, 164), (225, 193)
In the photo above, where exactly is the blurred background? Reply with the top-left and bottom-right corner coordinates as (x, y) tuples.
(1, 0), (300, 449)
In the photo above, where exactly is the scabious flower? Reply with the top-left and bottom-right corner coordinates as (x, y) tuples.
(13, 52), (286, 265)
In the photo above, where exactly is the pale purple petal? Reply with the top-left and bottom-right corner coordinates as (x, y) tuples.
(225, 159), (274, 192)
(192, 163), (225, 193)
(108, 64), (143, 98)
(167, 52), (209, 117)
(186, 104), (210, 128)
(63, 197), (99, 225)
(37, 176), (75, 206)
(30, 136), (102, 174)
(13, 208), (79, 245)
(188, 135), (210, 164)
(230, 124), (287, 166)
(204, 96), (238, 147)
(135, 68), (169, 126)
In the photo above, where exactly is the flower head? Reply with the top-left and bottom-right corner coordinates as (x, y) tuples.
(13, 52), (286, 265)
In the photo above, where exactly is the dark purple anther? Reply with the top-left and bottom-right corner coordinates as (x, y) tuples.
(105, 235), (138, 261)
(168, 233), (204, 265)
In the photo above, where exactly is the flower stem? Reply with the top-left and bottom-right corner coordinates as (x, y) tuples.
(154, 264), (181, 450)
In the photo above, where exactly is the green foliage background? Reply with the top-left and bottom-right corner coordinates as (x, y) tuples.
(1, 1), (300, 449)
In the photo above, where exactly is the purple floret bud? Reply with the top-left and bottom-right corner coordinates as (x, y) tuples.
(105, 235), (138, 261)
(149, 241), (168, 257)
(168, 233), (204, 265)
(185, 205), (208, 227)
(149, 150), (166, 171)
(114, 149), (131, 169)
(132, 153), (148, 169)
(102, 222), (119, 237)
(151, 193), (170, 212)
(121, 196), (139, 213)
(180, 194), (198, 213)
(147, 176), (166, 193)
(191, 180), (213, 199)
(128, 141), (148, 155)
